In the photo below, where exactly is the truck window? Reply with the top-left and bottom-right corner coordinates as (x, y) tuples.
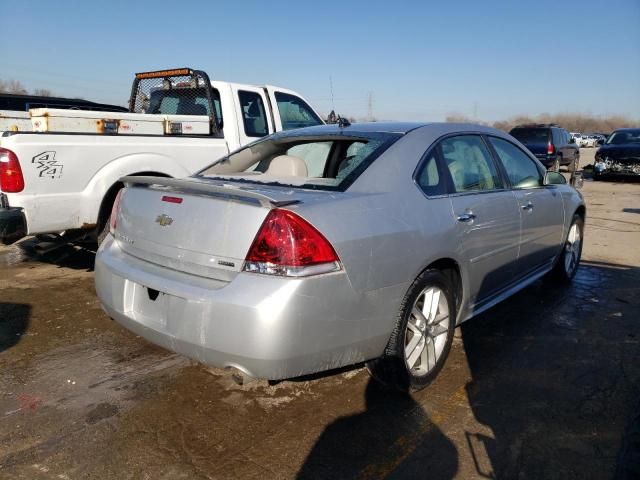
(238, 91), (268, 137)
(147, 87), (222, 121)
(274, 92), (323, 130)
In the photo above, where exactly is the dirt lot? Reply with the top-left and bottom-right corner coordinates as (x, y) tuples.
(1, 149), (639, 479)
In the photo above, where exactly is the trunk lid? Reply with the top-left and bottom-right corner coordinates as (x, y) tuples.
(114, 176), (307, 282)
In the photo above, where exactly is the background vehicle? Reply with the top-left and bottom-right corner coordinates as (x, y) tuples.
(581, 135), (599, 148)
(594, 128), (640, 179)
(95, 122), (585, 392)
(509, 124), (579, 172)
(0, 93), (127, 132)
(0, 68), (324, 244)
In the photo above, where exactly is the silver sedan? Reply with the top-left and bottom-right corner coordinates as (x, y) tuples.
(95, 122), (585, 391)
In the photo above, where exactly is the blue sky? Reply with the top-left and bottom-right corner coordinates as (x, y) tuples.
(2, 0), (639, 121)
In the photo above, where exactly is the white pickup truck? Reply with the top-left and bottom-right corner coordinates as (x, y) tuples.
(0, 68), (324, 244)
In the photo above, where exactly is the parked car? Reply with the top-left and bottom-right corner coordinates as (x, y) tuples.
(0, 67), (323, 245)
(593, 128), (640, 179)
(581, 135), (599, 148)
(509, 124), (579, 172)
(95, 122), (586, 392)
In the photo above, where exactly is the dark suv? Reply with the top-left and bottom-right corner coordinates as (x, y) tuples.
(509, 124), (579, 172)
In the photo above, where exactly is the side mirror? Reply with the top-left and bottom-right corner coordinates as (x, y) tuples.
(544, 171), (567, 185)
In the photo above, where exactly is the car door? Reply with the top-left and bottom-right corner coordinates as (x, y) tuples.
(437, 134), (521, 304)
(487, 136), (565, 276)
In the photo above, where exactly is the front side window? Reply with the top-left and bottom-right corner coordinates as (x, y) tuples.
(238, 91), (268, 137)
(440, 135), (502, 193)
(274, 92), (323, 130)
(489, 136), (543, 189)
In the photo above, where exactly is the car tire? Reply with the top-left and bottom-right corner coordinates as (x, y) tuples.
(367, 269), (456, 392)
(96, 219), (110, 246)
(551, 213), (584, 282)
(569, 156), (578, 173)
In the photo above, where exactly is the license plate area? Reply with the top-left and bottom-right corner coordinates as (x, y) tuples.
(131, 282), (168, 328)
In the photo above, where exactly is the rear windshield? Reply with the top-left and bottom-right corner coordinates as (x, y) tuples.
(147, 87), (222, 120)
(606, 130), (640, 145)
(510, 128), (550, 144)
(197, 131), (401, 191)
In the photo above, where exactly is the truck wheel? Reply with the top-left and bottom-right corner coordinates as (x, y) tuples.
(367, 269), (456, 392)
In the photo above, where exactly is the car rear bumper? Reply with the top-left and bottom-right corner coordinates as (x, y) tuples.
(0, 195), (27, 244)
(95, 235), (394, 380)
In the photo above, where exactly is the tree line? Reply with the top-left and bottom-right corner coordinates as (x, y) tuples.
(446, 113), (640, 134)
(0, 78), (54, 97)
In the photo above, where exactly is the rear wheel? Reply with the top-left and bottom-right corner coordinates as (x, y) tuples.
(551, 213), (584, 282)
(367, 269), (456, 392)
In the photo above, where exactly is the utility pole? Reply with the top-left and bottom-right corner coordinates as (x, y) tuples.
(367, 91), (373, 122)
(329, 75), (334, 112)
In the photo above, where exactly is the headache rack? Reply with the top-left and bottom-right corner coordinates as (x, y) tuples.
(129, 67), (221, 136)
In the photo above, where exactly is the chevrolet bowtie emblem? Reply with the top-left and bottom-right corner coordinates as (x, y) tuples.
(155, 214), (173, 227)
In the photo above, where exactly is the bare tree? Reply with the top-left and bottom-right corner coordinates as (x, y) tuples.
(33, 88), (54, 97)
(0, 79), (28, 94)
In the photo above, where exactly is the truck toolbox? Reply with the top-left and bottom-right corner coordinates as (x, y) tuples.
(29, 108), (209, 136)
(0, 111), (31, 132)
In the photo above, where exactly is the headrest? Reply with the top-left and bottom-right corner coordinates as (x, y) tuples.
(265, 155), (308, 177)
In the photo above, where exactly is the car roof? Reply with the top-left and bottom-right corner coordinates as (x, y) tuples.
(273, 121), (509, 138)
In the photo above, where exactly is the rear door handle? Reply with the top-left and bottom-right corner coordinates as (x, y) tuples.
(521, 202), (534, 211)
(457, 212), (477, 222)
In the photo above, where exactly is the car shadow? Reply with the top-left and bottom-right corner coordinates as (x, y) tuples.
(16, 238), (96, 272)
(296, 378), (458, 479)
(461, 260), (640, 478)
(0, 303), (31, 353)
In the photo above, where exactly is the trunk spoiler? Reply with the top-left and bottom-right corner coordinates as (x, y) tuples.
(121, 176), (300, 208)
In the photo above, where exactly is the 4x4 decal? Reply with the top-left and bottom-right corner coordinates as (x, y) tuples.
(32, 151), (62, 179)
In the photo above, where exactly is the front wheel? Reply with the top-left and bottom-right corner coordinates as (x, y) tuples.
(367, 269), (456, 392)
(551, 213), (584, 282)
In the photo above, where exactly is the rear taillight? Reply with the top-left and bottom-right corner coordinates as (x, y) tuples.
(243, 209), (340, 277)
(109, 189), (124, 234)
(547, 143), (555, 155)
(0, 148), (25, 193)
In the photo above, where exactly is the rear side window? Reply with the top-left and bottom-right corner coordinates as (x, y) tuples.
(510, 128), (550, 144)
(440, 135), (503, 193)
(489, 137), (543, 189)
(274, 92), (323, 130)
(416, 151), (446, 196)
(238, 91), (268, 137)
